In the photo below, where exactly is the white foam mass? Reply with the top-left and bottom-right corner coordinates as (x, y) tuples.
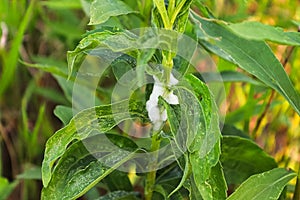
(146, 73), (179, 130)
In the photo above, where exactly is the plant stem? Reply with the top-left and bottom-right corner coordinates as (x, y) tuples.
(162, 51), (174, 84)
(144, 2), (177, 198)
(145, 131), (161, 200)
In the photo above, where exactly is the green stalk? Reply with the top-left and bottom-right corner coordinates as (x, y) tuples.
(145, 131), (161, 200)
(144, 1), (178, 198)
(144, 45), (174, 200)
(162, 51), (174, 84)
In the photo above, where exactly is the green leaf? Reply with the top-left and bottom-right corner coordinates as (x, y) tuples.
(112, 54), (136, 83)
(96, 191), (140, 200)
(206, 162), (227, 200)
(190, 12), (300, 116)
(153, 184), (169, 200)
(189, 142), (223, 200)
(89, 0), (137, 25)
(54, 105), (73, 125)
(184, 75), (225, 200)
(17, 166), (42, 180)
(225, 93), (268, 125)
(68, 28), (184, 81)
(0, 177), (18, 200)
(152, 6), (164, 28)
(156, 162), (183, 185)
(173, 55), (190, 77)
(184, 74), (221, 155)
(67, 30), (138, 76)
(34, 87), (69, 105)
(195, 71), (265, 86)
(168, 154), (190, 197)
(54, 75), (74, 103)
(221, 136), (277, 185)
(80, 0), (93, 15)
(162, 74), (224, 199)
(102, 170), (133, 192)
(154, 183), (189, 200)
(84, 187), (100, 199)
(192, 0), (215, 19)
(152, 0), (170, 28)
(42, 134), (139, 200)
(136, 49), (156, 86)
(46, 20), (83, 43)
(229, 21), (300, 46)
(42, 100), (148, 187)
(221, 124), (250, 139)
(154, 162), (190, 199)
(21, 61), (69, 80)
(162, 86), (200, 154)
(184, 177), (203, 200)
(172, 0), (193, 33)
(41, 0), (82, 9)
(226, 168), (297, 200)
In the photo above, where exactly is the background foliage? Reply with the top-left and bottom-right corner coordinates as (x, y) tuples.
(0, 0), (300, 199)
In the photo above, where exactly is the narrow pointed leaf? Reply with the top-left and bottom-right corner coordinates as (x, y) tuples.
(21, 61), (69, 80)
(17, 167), (42, 180)
(190, 12), (300, 116)
(227, 168), (296, 200)
(229, 21), (300, 46)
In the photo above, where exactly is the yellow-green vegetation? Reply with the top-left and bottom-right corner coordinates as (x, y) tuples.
(0, 0), (300, 199)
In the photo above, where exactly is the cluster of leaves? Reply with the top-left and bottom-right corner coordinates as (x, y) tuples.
(38, 0), (300, 199)
(0, 0), (89, 199)
(2, 0), (298, 199)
